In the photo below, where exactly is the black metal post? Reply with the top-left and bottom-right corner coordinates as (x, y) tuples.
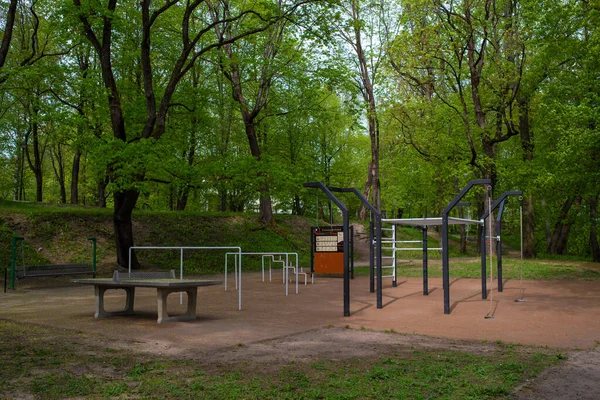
(496, 201), (506, 292)
(304, 182), (351, 316)
(376, 217), (382, 309)
(350, 226), (355, 279)
(369, 218), (374, 293)
(442, 179), (491, 314)
(328, 186), (383, 309)
(442, 213), (450, 313)
(422, 226), (428, 295)
(310, 228), (315, 276)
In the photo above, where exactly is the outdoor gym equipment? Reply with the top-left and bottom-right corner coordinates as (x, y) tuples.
(223, 251), (309, 296)
(328, 186), (383, 309)
(128, 245), (243, 310)
(377, 179), (491, 314)
(479, 190), (523, 297)
(303, 182), (351, 317)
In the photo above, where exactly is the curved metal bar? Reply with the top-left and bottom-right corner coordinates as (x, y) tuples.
(479, 190), (523, 295)
(442, 179), (491, 315)
(328, 186), (383, 309)
(304, 182), (351, 316)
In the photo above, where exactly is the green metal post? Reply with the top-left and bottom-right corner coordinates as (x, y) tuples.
(10, 236), (24, 290)
(88, 237), (97, 278)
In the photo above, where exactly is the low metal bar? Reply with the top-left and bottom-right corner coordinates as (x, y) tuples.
(130, 246), (243, 310)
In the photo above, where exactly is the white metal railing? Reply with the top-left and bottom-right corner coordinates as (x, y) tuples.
(128, 246), (242, 311)
(224, 252), (312, 296)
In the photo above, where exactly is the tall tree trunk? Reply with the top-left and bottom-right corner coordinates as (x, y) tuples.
(50, 145), (67, 204)
(176, 187), (190, 211)
(454, 177), (467, 253)
(219, 188), (227, 212)
(352, 0), (380, 219)
(482, 138), (497, 255)
(0, 0), (18, 84)
(547, 197), (577, 254)
(292, 194), (303, 216)
(71, 149), (81, 204)
(245, 119), (273, 224)
(519, 97), (536, 257)
(97, 176), (108, 208)
(214, 16), (281, 226)
(523, 197), (535, 257)
(589, 195), (600, 262)
(114, 189), (140, 268)
(24, 103), (44, 202)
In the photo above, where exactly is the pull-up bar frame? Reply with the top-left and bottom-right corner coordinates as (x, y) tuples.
(480, 190), (523, 296)
(329, 186), (383, 309)
(304, 182), (351, 316)
(442, 179), (491, 314)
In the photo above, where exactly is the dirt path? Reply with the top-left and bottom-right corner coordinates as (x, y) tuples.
(511, 346), (600, 399)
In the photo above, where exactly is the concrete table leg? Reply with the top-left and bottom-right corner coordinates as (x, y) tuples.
(94, 285), (135, 318)
(156, 287), (198, 324)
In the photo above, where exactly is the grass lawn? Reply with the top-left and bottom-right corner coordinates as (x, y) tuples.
(354, 258), (600, 281)
(0, 320), (564, 399)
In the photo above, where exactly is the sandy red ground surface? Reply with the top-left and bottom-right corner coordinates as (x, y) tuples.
(1, 272), (599, 352)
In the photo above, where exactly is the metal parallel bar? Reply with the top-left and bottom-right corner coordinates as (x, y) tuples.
(394, 247), (442, 251)
(130, 246), (243, 311)
(442, 179), (491, 315)
(225, 252), (302, 294)
(305, 182), (350, 316)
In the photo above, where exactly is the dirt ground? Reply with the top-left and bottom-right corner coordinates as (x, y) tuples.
(1, 266), (600, 398)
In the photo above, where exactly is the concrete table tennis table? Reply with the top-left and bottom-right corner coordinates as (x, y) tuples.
(73, 271), (221, 323)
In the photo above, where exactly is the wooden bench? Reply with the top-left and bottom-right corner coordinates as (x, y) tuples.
(15, 264), (92, 279)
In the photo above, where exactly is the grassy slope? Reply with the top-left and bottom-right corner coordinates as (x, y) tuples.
(0, 200), (312, 276)
(1, 200), (598, 282)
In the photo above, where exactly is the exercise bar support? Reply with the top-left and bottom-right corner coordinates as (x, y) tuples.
(304, 182), (351, 316)
(480, 190), (522, 296)
(442, 179), (491, 315)
(329, 187), (383, 309)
